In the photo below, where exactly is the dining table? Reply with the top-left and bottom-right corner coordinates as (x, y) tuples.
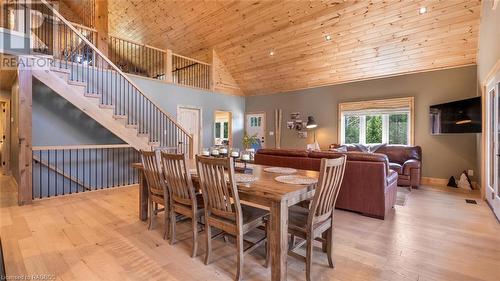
(132, 159), (319, 281)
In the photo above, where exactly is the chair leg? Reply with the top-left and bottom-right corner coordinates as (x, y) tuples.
(289, 234), (296, 250)
(169, 208), (176, 244)
(163, 203), (175, 240)
(326, 227), (335, 268)
(306, 235), (313, 281)
(235, 233), (244, 281)
(204, 223), (212, 265)
(191, 213), (198, 258)
(321, 232), (327, 253)
(148, 199), (154, 230)
(265, 219), (270, 268)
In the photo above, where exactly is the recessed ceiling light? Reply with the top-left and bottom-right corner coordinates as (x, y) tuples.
(419, 6), (427, 14)
(269, 50), (275, 56)
(325, 35), (332, 41)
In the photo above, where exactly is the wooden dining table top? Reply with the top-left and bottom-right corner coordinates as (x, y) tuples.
(132, 160), (319, 203)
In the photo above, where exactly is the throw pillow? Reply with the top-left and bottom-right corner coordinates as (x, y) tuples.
(369, 143), (387, 153)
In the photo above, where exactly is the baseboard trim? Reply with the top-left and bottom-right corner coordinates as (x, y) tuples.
(421, 177), (480, 190)
(421, 177), (448, 187)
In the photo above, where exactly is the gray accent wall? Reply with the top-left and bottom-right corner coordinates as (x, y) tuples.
(129, 76), (246, 149)
(246, 66), (479, 180)
(32, 78), (124, 145)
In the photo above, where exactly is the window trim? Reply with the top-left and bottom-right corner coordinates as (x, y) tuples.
(338, 97), (414, 145)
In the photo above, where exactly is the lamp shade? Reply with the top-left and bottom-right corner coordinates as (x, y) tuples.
(306, 116), (318, 129)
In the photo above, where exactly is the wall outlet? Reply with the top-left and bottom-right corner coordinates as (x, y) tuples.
(269, 131), (274, 136)
(467, 169), (474, 177)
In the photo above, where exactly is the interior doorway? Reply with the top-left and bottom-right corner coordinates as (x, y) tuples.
(177, 106), (202, 156)
(0, 100), (10, 174)
(245, 112), (266, 149)
(214, 111), (232, 146)
(485, 70), (500, 220)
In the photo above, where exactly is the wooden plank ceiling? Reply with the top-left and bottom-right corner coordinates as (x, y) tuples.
(109, 0), (481, 96)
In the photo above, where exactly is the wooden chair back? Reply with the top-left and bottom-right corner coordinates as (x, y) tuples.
(160, 152), (195, 206)
(196, 156), (241, 223)
(308, 156), (347, 225)
(140, 150), (167, 199)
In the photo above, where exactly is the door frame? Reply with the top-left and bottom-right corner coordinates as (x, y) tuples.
(177, 105), (202, 155)
(482, 61), (500, 220)
(214, 110), (232, 146)
(245, 111), (266, 148)
(0, 98), (10, 174)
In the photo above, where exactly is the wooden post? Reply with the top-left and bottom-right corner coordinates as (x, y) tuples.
(17, 66), (32, 205)
(165, 49), (173, 83)
(210, 49), (216, 91)
(95, 0), (108, 56)
(188, 133), (194, 159)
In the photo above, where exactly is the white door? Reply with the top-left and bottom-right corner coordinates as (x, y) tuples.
(486, 71), (500, 220)
(177, 107), (201, 156)
(245, 113), (266, 148)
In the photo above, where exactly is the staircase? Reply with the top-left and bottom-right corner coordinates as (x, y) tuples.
(29, 0), (193, 155)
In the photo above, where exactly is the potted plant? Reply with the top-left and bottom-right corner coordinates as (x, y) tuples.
(242, 133), (259, 150)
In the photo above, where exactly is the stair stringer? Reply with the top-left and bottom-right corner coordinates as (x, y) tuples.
(32, 69), (154, 151)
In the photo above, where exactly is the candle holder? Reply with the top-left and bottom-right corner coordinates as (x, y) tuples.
(201, 148), (211, 157)
(235, 151), (253, 174)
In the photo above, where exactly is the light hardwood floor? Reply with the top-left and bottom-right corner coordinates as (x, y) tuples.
(1, 174), (499, 281)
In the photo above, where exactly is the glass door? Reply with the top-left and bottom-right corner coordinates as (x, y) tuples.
(486, 76), (500, 220)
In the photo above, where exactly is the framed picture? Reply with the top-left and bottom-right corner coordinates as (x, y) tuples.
(286, 121), (294, 129)
(298, 131), (307, 138)
(290, 112), (300, 120)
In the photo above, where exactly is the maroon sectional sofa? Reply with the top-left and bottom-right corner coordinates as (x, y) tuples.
(254, 149), (398, 219)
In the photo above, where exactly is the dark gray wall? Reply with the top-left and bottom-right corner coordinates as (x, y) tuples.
(130, 76), (246, 149)
(246, 66), (479, 180)
(32, 78), (124, 146)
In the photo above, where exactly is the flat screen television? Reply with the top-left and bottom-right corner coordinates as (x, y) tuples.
(430, 97), (482, 134)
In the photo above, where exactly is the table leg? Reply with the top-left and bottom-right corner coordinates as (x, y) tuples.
(138, 171), (148, 221)
(270, 200), (288, 281)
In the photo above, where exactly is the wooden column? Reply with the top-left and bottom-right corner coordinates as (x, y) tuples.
(165, 49), (173, 83)
(17, 66), (32, 205)
(95, 0), (108, 56)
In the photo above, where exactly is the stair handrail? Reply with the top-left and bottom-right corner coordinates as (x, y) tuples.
(39, 0), (194, 142)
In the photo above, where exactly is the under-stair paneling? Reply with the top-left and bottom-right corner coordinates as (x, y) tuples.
(32, 79), (124, 146)
(129, 74), (245, 149)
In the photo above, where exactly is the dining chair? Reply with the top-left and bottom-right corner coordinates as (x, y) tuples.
(161, 152), (204, 257)
(140, 150), (169, 239)
(196, 155), (269, 281)
(288, 156), (346, 281)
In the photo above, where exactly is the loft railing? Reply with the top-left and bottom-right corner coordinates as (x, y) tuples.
(172, 53), (211, 90)
(32, 145), (139, 199)
(108, 35), (212, 90)
(33, 0), (192, 155)
(3, 1), (212, 91)
(109, 35), (167, 80)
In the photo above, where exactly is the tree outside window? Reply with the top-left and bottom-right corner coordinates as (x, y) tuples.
(344, 116), (360, 144)
(365, 115), (382, 144)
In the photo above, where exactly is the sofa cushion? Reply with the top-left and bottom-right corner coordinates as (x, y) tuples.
(256, 148), (309, 157)
(389, 163), (403, 174)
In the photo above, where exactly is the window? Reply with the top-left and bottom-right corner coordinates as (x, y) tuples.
(339, 97), (414, 145)
(215, 121), (229, 139)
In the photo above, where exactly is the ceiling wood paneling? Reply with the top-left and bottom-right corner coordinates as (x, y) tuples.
(108, 0), (481, 95)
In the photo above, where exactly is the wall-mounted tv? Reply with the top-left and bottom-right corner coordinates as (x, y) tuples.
(430, 96), (482, 134)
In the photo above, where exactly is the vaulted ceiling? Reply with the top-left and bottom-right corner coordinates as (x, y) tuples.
(108, 0), (481, 95)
